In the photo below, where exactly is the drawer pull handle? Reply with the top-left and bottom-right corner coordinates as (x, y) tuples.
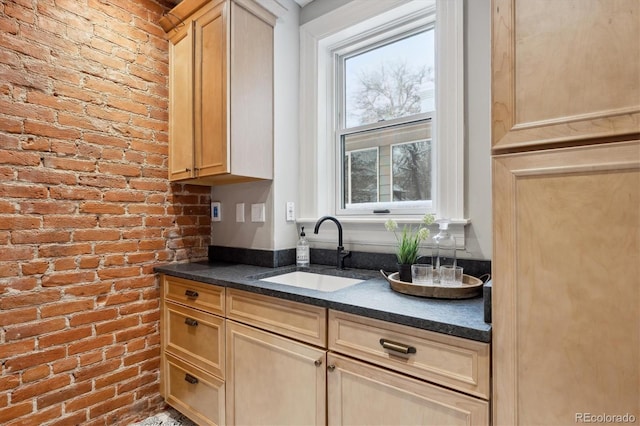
(327, 365), (336, 372)
(184, 373), (198, 384)
(379, 338), (416, 355)
(184, 318), (198, 327)
(314, 359), (322, 367)
(185, 289), (199, 299)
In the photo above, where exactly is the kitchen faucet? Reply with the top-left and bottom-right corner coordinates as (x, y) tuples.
(313, 215), (351, 270)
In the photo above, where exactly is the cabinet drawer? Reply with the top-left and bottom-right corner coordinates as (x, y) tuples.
(163, 275), (224, 315)
(227, 289), (327, 347)
(164, 353), (225, 426)
(164, 301), (225, 378)
(328, 353), (489, 426)
(329, 310), (490, 399)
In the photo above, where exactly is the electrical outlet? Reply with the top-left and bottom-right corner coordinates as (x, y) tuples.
(251, 203), (265, 222)
(286, 202), (295, 222)
(211, 202), (221, 221)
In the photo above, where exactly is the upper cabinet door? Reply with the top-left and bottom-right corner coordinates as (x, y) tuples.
(492, 0), (640, 152)
(168, 23), (195, 181)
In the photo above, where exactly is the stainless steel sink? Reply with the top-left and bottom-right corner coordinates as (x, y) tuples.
(259, 271), (364, 292)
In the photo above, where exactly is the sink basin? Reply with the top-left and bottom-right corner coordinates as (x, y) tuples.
(259, 271), (364, 292)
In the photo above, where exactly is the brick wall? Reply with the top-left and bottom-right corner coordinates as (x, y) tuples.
(0, 0), (211, 424)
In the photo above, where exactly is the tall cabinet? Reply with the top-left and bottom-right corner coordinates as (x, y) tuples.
(160, 0), (275, 185)
(491, 1), (640, 424)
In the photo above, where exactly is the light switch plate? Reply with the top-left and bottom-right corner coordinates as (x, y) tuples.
(236, 203), (245, 222)
(251, 203), (265, 222)
(286, 201), (295, 222)
(211, 202), (221, 221)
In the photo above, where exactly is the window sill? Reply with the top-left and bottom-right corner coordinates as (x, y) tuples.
(298, 217), (470, 252)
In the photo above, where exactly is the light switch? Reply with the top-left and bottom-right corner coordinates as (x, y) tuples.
(251, 203), (265, 223)
(211, 202), (221, 221)
(236, 203), (245, 222)
(286, 201), (295, 222)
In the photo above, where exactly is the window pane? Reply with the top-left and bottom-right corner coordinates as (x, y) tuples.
(344, 29), (434, 128)
(344, 148), (379, 204)
(341, 120), (431, 209)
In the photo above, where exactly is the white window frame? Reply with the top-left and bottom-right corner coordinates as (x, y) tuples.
(298, 0), (467, 250)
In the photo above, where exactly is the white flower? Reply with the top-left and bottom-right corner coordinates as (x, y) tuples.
(384, 219), (398, 232)
(422, 213), (435, 226)
(417, 227), (430, 241)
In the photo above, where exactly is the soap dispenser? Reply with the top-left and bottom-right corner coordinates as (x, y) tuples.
(431, 219), (456, 283)
(296, 226), (310, 267)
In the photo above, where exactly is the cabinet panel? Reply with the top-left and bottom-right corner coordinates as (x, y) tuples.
(492, 141), (640, 425)
(329, 310), (490, 399)
(226, 320), (326, 426)
(492, 0), (639, 151)
(165, 353), (225, 426)
(195, 2), (228, 177)
(165, 301), (225, 378)
(163, 275), (225, 315)
(168, 24), (194, 181)
(327, 353), (489, 426)
(227, 288), (327, 347)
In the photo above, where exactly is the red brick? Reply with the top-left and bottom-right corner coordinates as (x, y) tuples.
(0, 216), (41, 230)
(97, 216), (143, 228)
(73, 229), (121, 243)
(4, 317), (66, 341)
(78, 174), (127, 189)
(65, 386), (115, 412)
(11, 374), (70, 403)
(49, 186), (101, 201)
(79, 255), (100, 269)
(0, 307), (37, 326)
(0, 375), (20, 392)
(0, 339), (36, 358)
(98, 162), (141, 177)
(103, 254), (125, 266)
(41, 271), (96, 287)
(113, 275), (155, 291)
(116, 372), (157, 394)
(37, 381), (92, 410)
(43, 215), (97, 229)
(39, 326), (93, 348)
(89, 394), (134, 419)
(98, 291), (139, 307)
(20, 201), (76, 214)
(70, 308), (118, 327)
(24, 120), (81, 140)
(79, 202), (125, 215)
(0, 149), (41, 166)
(95, 316), (138, 335)
(102, 190), (146, 202)
(94, 241), (138, 254)
(65, 282), (111, 297)
(54, 257), (76, 271)
(11, 230), (71, 244)
(44, 156), (96, 172)
(47, 411), (88, 426)
(0, 289), (61, 309)
(117, 324), (156, 346)
(4, 347), (66, 372)
(0, 246), (34, 261)
(79, 351), (103, 367)
(73, 359), (120, 382)
(0, 184), (48, 199)
(5, 405), (62, 426)
(38, 243), (92, 257)
(94, 366), (138, 389)
(0, 402), (32, 424)
(52, 357), (77, 374)
(67, 335), (113, 356)
(21, 365), (50, 383)
(97, 266), (140, 280)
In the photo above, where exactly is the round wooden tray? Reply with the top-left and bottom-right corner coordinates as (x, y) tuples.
(380, 270), (484, 299)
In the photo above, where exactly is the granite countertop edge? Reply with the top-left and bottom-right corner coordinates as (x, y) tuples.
(154, 261), (492, 343)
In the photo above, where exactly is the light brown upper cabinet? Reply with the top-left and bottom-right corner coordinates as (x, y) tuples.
(161, 0), (275, 185)
(492, 0), (640, 152)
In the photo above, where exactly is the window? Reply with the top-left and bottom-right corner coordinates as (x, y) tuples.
(299, 0), (466, 247)
(336, 27), (435, 215)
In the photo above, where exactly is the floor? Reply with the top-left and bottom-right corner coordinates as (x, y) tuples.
(130, 408), (197, 426)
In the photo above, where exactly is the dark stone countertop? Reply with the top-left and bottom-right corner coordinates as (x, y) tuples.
(154, 261), (492, 343)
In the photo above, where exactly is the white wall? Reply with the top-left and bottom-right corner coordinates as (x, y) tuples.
(211, 0), (492, 260)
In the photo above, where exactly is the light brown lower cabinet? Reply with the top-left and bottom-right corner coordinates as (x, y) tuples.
(161, 277), (492, 425)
